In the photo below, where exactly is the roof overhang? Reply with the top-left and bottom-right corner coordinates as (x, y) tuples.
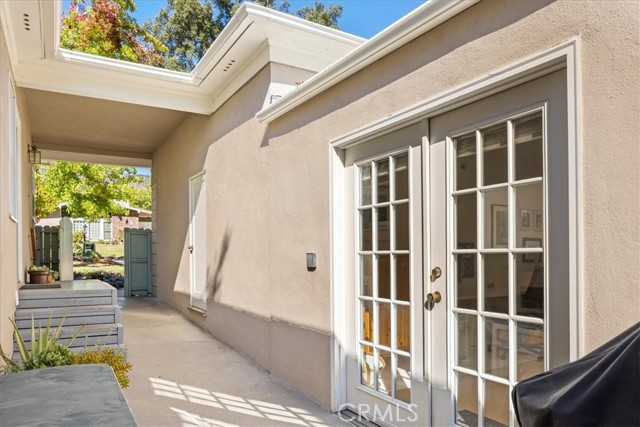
(256, 0), (480, 123)
(1, 1), (364, 115)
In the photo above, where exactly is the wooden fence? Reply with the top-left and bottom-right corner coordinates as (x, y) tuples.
(34, 226), (60, 272)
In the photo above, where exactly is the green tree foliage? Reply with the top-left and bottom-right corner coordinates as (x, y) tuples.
(147, 0), (343, 72)
(60, 0), (167, 67)
(128, 177), (152, 211)
(35, 162), (143, 222)
(143, 0), (221, 71)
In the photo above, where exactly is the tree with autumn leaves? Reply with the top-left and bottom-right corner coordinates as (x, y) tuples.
(60, 0), (343, 71)
(60, 0), (166, 67)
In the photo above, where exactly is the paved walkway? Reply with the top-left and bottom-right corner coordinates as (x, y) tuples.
(120, 297), (348, 427)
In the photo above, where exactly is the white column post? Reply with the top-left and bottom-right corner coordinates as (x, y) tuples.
(59, 217), (74, 281)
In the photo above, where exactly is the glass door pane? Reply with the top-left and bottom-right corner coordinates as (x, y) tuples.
(451, 110), (546, 426)
(357, 151), (412, 404)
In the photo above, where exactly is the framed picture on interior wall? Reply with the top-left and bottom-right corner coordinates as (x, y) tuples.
(533, 210), (543, 231)
(522, 237), (543, 263)
(458, 243), (475, 280)
(491, 204), (508, 248)
(520, 209), (531, 231)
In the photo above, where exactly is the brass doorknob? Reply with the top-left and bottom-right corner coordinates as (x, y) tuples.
(426, 291), (442, 304)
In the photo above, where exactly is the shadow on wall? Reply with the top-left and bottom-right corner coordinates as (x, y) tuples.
(207, 226), (232, 301)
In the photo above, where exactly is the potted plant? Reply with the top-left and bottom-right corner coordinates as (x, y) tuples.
(27, 265), (50, 284)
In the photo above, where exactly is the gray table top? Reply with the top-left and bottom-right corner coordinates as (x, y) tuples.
(0, 364), (137, 427)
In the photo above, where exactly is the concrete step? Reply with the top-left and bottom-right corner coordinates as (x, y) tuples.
(14, 323), (123, 352)
(14, 305), (120, 328)
(18, 280), (117, 309)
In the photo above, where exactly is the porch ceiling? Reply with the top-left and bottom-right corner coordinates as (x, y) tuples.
(26, 88), (188, 166)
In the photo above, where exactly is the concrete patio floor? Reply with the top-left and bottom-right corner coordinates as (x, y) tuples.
(120, 296), (349, 427)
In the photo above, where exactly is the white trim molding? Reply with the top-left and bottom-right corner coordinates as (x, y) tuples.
(329, 38), (583, 412)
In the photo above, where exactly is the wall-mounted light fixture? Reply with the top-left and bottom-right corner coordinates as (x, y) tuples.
(28, 144), (41, 164)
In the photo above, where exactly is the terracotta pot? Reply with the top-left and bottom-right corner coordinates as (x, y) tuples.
(28, 270), (49, 284)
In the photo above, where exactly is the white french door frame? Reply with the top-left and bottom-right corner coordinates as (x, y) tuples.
(329, 39), (582, 415)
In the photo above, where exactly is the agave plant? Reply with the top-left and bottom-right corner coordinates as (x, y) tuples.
(0, 315), (83, 374)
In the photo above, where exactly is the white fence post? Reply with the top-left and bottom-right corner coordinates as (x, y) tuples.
(59, 217), (74, 281)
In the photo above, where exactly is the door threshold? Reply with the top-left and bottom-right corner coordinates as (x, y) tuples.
(340, 409), (382, 427)
(187, 305), (207, 316)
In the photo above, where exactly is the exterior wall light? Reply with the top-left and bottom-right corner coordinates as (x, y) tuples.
(28, 144), (41, 164)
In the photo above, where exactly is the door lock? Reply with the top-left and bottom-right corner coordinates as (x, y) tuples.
(188, 246), (193, 254)
(431, 266), (442, 282)
(424, 291), (442, 311)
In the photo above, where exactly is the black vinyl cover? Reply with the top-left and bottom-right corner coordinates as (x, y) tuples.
(512, 321), (640, 427)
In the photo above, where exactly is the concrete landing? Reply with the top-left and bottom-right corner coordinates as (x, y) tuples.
(120, 297), (349, 427)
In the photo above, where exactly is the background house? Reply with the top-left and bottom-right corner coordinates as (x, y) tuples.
(1, 1), (638, 426)
(37, 201), (152, 241)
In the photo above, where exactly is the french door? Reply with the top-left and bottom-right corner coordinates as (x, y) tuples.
(342, 70), (570, 427)
(429, 70), (569, 427)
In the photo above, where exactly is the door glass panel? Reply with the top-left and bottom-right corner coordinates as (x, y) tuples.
(484, 253), (509, 314)
(378, 255), (391, 299)
(456, 372), (478, 426)
(357, 151), (412, 404)
(449, 110), (546, 427)
(516, 258), (544, 319)
(455, 193), (477, 249)
(485, 318), (509, 379)
(394, 203), (410, 250)
(396, 355), (411, 403)
(378, 302), (391, 347)
(377, 348), (391, 395)
(482, 123), (508, 186)
(361, 344), (375, 389)
(514, 112), (543, 181)
(484, 380), (509, 427)
(396, 304), (411, 352)
(516, 322), (544, 381)
(483, 187), (508, 248)
(456, 313), (477, 370)
(361, 164), (372, 205)
(455, 133), (476, 191)
(395, 254), (410, 301)
(360, 209), (372, 251)
(361, 255), (373, 297)
(362, 300), (374, 343)
(395, 154), (409, 200)
(376, 160), (390, 203)
(515, 182), (543, 248)
(455, 253), (477, 309)
(377, 206), (390, 250)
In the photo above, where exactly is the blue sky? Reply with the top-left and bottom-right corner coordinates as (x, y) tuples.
(64, 1), (426, 39)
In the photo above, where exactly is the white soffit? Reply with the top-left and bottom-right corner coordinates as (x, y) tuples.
(1, 1), (364, 115)
(256, 0), (481, 123)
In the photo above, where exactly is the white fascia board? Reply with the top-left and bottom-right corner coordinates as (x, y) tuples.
(40, 146), (152, 167)
(15, 60), (214, 114)
(256, 0), (480, 123)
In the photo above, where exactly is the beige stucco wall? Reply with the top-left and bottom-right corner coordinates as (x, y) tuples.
(153, 0), (639, 407)
(0, 19), (34, 357)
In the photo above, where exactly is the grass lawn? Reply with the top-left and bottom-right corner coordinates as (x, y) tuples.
(74, 263), (124, 275)
(95, 243), (124, 259)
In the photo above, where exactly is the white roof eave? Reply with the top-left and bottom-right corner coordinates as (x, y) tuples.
(255, 0), (481, 124)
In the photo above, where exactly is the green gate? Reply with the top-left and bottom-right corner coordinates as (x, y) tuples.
(124, 228), (152, 296)
(34, 226), (60, 272)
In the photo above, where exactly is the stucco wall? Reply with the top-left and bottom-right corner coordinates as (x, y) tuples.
(153, 0), (639, 408)
(268, 0), (639, 353)
(0, 19), (33, 356)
